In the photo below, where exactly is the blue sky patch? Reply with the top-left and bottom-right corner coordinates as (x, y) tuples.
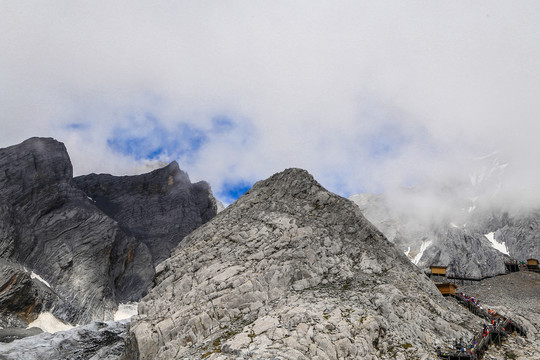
(105, 113), (248, 162)
(107, 115), (209, 160)
(219, 180), (252, 204)
(367, 124), (410, 159)
(66, 123), (87, 130)
(211, 116), (235, 133)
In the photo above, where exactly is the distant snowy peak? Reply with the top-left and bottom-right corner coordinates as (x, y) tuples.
(484, 232), (509, 255)
(469, 152), (509, 195)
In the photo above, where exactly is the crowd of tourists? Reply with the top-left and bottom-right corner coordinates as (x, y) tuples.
(437, 291), (511, 358)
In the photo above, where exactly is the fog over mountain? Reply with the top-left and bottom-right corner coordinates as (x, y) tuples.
(0, 139), (539, 359)
(1, 2), (540, 212)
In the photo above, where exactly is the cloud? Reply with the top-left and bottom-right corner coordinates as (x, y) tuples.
(1, 1), (540, 214)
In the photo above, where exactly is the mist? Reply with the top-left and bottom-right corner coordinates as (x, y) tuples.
(1, 1), (540, 216)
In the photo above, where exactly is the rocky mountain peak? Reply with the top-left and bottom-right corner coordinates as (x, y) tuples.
(0, 137), (75, 205)
(129, 168), (479, 359)
(0, 137), (218, 326)
(75, 160), (217, 266)
(244, 168), (324, 202)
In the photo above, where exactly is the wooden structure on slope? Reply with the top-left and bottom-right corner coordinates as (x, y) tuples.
(505, 258), (540, 273)
(527, 258), (539, 271)
(430, 265), (448, 276)
(436, 283), (458, 296)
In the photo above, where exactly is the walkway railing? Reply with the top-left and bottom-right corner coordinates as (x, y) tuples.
(436, 293), (526, 360)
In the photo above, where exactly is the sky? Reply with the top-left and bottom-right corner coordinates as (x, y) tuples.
(1, 1), (540, 216)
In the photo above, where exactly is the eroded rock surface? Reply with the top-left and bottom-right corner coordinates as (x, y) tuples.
(349, 194), (508, 277)
(129, 168), (483, 359)
(74, 161), (218, 265)
(0, 138), (122, 324)
(0, 320), (128, 360)
(0, 137), (217, 326)
(0, 260), (56, 329)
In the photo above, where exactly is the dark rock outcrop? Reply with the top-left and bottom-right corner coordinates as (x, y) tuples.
(0, 260), (48, 328)
(0, 320), (129, 359)
(0, 137), (217, 326)
(0, 327), (42, 343)
(129, 168), (482, 359)
(0, 138), (120, 324)
(74, 161), (217, 265)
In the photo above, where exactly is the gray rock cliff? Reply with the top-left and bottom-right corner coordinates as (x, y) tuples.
(0, 137), (217, 327)
(349, 194), (508, 277)
(129, 168), (482, 359)
(74, 161), (217, 265)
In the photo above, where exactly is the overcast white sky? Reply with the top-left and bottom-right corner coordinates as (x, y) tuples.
(1, 1), (540, 214)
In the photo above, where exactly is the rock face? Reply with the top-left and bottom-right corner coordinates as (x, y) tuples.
(129, 168), (483, 359)
(0, 137), (217, 326)
(0, 320), (129, 360)
(0, 260), (57, 329)
(74, 161), (217, 265)
(471, 208), (540, 262)
(0, 137), (120, 324)
(349, 194), (508, 277)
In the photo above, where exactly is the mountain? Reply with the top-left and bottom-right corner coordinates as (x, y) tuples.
(349, 191), (540, 278)
(0, 137), (217, 327)
(74, 161), (217, 265)
(349, 194), (508, 278)
(469, 208), (540, 262)
(128, 168), (482, 359)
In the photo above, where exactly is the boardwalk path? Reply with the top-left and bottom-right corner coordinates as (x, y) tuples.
(438, 274), (527, 360)
(438, 272), (540, 359)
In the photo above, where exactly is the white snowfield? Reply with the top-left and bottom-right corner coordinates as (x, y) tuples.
(413, 240), (432, 265)
(114, 302), (139, 321)
(27, 312), (73, 333)
(26, 302), (139, 333)
(30, 272), (51, 288)
(484, 232), (509, 255)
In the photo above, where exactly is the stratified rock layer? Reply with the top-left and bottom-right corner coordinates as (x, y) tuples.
(349, 194), (508, 277)
(0, 320), (129, 360)
(130, 168), (482, 359)
(74, 161), (217, 265)
(0, 137), (217, 326)
(0, 260), (54, 328)
(0, 138), (121, 324)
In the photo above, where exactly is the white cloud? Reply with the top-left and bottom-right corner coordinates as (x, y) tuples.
(1, 1), (540, 211)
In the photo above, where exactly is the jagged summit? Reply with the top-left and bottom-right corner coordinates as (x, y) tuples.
(250, 167), (316, 191)
(129, 168), (480, 359)
(75, 161), (217, 265)
(0, 137), (218, 327)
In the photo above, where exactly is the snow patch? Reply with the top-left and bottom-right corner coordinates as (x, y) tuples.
(114, 302), (138, 321)
(27, 312), (73, 333)
(30, 271), (51, 288)
(413, 240), (432, 265)
(484, 232), (509, 255)
(404, 246), (411, 257)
